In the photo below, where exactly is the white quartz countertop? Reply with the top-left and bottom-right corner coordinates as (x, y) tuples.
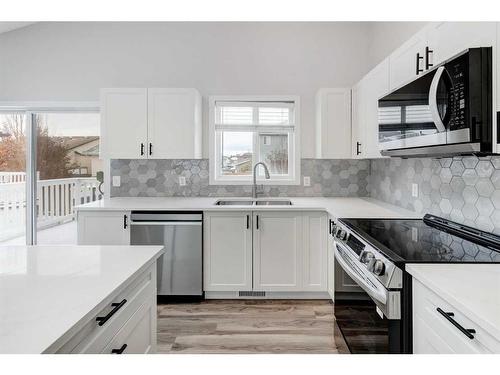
(75, 197), (420, 219)
(406, 263), (500, 341)
(0, 245), (164, 354)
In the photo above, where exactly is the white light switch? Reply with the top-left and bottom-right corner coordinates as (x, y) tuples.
(178, 176), (186, 186)
(412, 183), (418, 198)
(112, 176), (121, 187)
(303, 176), (311, 187)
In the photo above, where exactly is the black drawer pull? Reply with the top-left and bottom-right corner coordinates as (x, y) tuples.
(111, 344), (127, 354)
(96, 299), (127, 326)
(140, 143), (145, 156)
(436, 307), (476, 339)
(256, 215), (259, 230)
(246, 214), (249, 229)
(123, 214), (128, 229)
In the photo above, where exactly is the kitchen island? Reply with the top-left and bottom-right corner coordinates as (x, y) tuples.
(0, 245), (164, 354)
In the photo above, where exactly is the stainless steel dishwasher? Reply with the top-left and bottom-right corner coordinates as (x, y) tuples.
(130, 211), (203, 299)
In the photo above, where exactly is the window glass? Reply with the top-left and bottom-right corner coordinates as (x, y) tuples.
(221, 132), (253, 176)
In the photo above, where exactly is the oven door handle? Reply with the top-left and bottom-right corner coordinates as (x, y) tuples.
(429, 66), (447, 133)
(334, 244), (387, 305)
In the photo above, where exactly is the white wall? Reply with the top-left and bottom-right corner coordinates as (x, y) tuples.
(366, 22), (428, 67)
(0, 22), (374, 158)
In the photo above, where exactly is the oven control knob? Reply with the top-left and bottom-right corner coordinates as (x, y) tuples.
(373, 260), (386, 276)
(360, 251), (374, 264)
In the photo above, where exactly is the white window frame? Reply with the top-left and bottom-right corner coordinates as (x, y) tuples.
(209, 95), (300, 185)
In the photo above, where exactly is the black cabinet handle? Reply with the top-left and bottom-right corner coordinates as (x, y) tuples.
(436, 308), (476, 339)
(111, 344), (127, 354)
(416, 53), (424, 75)
(246, 214), (249, 229)
(140, 143), (145, 156)
(425, 46), (433, 70)
(123, 214), (128, 229)
(96, 299), (127, 326)
(356, 142), (361, 155)
(149, 142), (152, 156)
(256, 215), (259, 230)
(329, 219), (335, 235)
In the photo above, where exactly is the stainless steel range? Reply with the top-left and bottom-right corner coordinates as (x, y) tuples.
(332, 214), (500, 354)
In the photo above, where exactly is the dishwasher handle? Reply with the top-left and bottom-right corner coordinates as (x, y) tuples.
(130, 221), (202, 226)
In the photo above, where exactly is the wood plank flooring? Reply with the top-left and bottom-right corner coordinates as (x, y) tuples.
(157, 300), (349, 354)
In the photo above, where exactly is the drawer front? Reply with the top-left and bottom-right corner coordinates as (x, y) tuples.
(102, 297), (156, 354)
(413, 280), (500, 354)
(55, 265), (156, 353)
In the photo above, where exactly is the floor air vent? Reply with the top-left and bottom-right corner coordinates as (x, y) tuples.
(239, 291), (266, 297)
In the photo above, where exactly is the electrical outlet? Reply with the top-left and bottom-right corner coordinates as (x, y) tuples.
(178, 176), (186, 186)
(112, 176), (121, 187)
(303, 176), (311, 187)
(412, 183), (418, 198)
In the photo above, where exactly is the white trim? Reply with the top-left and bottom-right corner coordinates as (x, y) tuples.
(209, 95), (301, 186)
(0, 101), (99, 112)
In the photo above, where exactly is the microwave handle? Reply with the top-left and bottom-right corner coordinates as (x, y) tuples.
(429, 66), (447, 133)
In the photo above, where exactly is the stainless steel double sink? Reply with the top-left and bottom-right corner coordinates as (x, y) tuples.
(215, 199), (292, 206)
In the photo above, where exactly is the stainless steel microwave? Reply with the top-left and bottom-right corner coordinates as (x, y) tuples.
(378, 48), (493, 157)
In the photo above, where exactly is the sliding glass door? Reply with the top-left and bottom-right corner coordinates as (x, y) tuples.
(0, 109), (101, 245)
(0, 113), (28, 244)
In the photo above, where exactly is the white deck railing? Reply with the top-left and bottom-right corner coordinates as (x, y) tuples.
(0, 177), (102, 242)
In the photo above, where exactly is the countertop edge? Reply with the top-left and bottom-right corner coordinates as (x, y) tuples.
(41, 246), (164, 354)
(405, 264), (500, 342)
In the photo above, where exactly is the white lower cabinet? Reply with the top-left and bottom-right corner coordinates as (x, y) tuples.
(77, 210), (130, 245)
(53, 263), (157, 354)
(253, 212), (303, 291)
(302, 212), (328, 291)
(326, 218), (335, 300)
(203, 211), (328, 295)
(203, 211), (253, 291)
(413, 278), (500, 354)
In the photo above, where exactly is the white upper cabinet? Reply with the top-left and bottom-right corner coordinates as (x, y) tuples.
(101, 88), (148, 159)
(363, 58), (390, 159)
(389, 31), (427, 90)
(351, 82), (365, 159)
(426, 22), (496, 67)
(147, 88), (202, 159)
(315, 88), (352, 159)
(351, 58), (389, 159)
(101, 88), (202, 159)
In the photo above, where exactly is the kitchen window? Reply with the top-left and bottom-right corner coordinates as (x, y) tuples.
(209, 96), (300, 185)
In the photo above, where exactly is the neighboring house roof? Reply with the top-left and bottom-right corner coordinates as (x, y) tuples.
(53, 136), (99, 150)
(75, 143), (100, 157)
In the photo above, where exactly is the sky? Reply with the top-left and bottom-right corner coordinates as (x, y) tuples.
(39, 113), (100, 137)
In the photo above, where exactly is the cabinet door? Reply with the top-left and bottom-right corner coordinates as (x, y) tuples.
(147, 88), (202, 159)
(363, 59), (390, 159)
(253, 212), (302, 291)
(327, 220), (335, 299)
(351, 83), (365, 158)
(315, 88), (352, 159)
(77, 211), (130, 245)
(302, 212), (327, 291)
(203, 212), (253, 291)
(427, 22), (496, 67)
(102, 297), (156, 354)
(100, 88), (148, 159)
(389, 32), (427, 90)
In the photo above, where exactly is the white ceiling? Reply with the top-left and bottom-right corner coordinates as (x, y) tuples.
(0, 22), (34, 35)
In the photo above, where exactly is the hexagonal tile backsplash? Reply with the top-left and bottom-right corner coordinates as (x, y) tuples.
(371, 156), (500, 234)
(110, 158), (371, 198)
(111, 155), (500, 234)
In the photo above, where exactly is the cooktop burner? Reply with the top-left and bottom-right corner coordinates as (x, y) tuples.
(340, 215), (500, 265)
